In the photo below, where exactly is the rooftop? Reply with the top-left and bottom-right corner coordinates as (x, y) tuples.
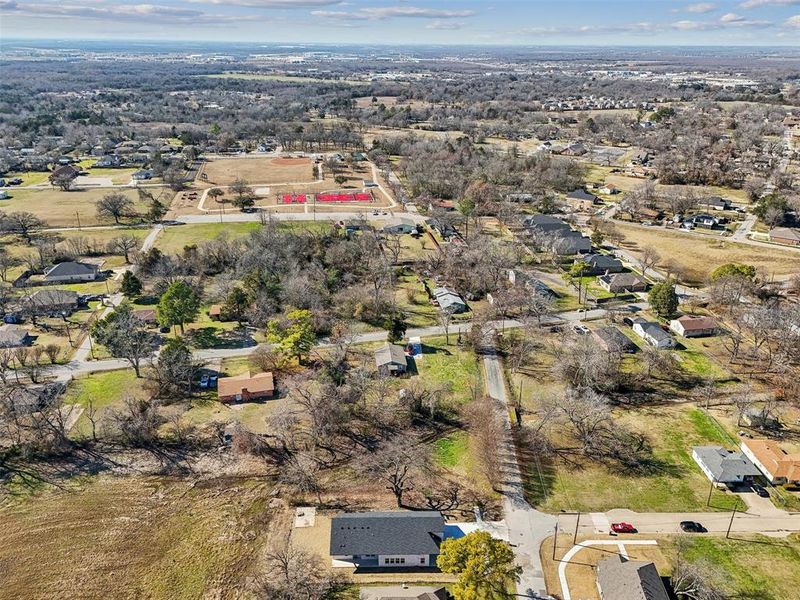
(742, 439), (800, 481)
(693, 446), (761, 481)
(217, 371), (274, 398)
(330, 511), (444, 557)
(597, 554), (670, 600)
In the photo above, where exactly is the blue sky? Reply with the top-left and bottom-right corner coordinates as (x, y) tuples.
(0, 0), (798, 45)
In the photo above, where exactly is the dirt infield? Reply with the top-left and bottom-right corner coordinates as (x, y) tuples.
(198, 156), (314, 186)
(270, 157), (310, 166)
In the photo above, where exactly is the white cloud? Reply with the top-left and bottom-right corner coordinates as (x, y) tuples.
(720, 12), (745, 21)
(311, 6), (476, 21)
(425, 20), (464, 30)
(785, 14), (800, 26)
(0, 1), (261, 22)
(188, 0), (343, 7)
(685, 3), (718, 13)
(740, 0), (800, 8)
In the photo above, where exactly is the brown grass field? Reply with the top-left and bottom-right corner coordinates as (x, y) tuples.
(615, 222), (800, 283)
(0, 188), (170, 228)
(198, 157), (315, 186)
(0, 476), (289, 600)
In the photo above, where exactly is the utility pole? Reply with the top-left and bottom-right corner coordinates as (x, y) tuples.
(552, 523), (559, 561)
(573, 512), (581, 545)
(76, 211), (82, 230)
(726, 500), (739, 539)
(707, 478), (715, 506)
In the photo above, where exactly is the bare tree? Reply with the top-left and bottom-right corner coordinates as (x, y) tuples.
(640, 247), (661, 279)
(363, 437), (428, 507)
(96, 192), (134, 225)
(108, 235), (140, 264)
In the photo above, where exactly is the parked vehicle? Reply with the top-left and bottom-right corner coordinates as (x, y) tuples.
(611, 522), (637, 534)
(209, 375), (218, 388)
(199, 374), (210, 389)
(622, 316), (635, 326)
(573, 324), (590, 335)
(680, 521), (706, 533)
(752, 484), (769, 498)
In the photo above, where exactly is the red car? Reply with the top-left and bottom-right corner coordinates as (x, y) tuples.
(611, 522), (637, 534)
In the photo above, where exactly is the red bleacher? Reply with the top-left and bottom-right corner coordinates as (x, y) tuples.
(281, 194), (307, 204)
(315, 191), (373, 203)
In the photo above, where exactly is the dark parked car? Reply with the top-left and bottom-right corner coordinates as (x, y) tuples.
(752, 484), (769, 498)
(680, 521), (707, 533)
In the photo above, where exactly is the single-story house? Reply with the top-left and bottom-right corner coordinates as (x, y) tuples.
(48, 164), (81, 185)
(669, 315), (718, 338)
(592, 326), (637, 354)
(632, 319), (675, 349)
(23, 289), (81, 317)
(769, 227), (800, 246)
(132, 169), (154, 181)
(576, 254), (624, 276)
(596, 555), (670, 600)
(375, 343), (408, 376)
(551, 231), (592, 255)
(687, 213), (719, 229)
(561, 141), (588, 156)
(44, 261), (98, 283)
(330, 511), (444, 569)
(565, 188), (600, 212)
(208, 304), (223, 320)
(217, 371), (275, 403)
(382, 217), (415, 234)
(597, 272), (647, 294)
(0, 324), (32, 348)
(426, 218), (456, 239)
(741, 439), (800, 485)
(703, 196), (731, 211)
(506, 193), (535, 203)
(508, 269), (557, 298)
(692, 446), (762, 485)
(433, 286), (467, 314)
(361, 586), (447, 600)
(599, 183), (620, 195)
(428, 200), (456, 212)
(132, 309), (158, 327)
(95, 155), (121, 168)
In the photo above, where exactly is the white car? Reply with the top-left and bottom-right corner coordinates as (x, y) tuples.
(573, 324), (590, 335)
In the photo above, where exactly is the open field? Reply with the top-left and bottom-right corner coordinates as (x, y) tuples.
(156, 222), (262, 253)
(0, 188), (167, 228)
(65, 370), (143, 437)
(355, 95), (431, 109)
(0, 475), (287, 600)
(523, 403), (742, 513)
(197, 156), (315, 187)
(615, 222), (800, 283)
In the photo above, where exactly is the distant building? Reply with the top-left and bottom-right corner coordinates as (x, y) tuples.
(769, 227), (800, 246)
(565, 188), (600, 212)
(692, 446), (761, 485)
(44, 261), (98, 283)
(592, 326), (637, 354)
(632, 319), (675, 349)
(48, 164), (81, 185)
(576, 254), (624, 276)
(217, 371), (274, 403)
(382, 217), (415, 234)
(0, 325), (31, 348)
(669, 315), (718, 338)
(596, 555), (670, 600)
(597, 272), (647, 294)
(432, 286), (467, 314)
(741, 439), (800, 485)
(508, 269), (557, 298)
(703, 196), (731, 211)
(330, 511), (444, 569)
(374, 344), (408, 376)
(24, 289), (81, 317)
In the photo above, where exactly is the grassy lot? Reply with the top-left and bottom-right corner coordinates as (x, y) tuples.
(156, 222), (262, 253)
(662, 534), (800, 600)
(0, 475), (286, 599)
(615, 222), (800, 283)
(65, 369), (143, 437)
(525, 405), (741, 512)
(433, 431), (469, 467)
(198, 156), (315, 186)
(0, 188), (163, 228)
(416, 336), (481, 404)
(4, 171), (51, 186)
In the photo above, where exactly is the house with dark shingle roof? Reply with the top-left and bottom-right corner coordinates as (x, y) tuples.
(597, 272), (647, 294)
(44, 261), (98, 283)
(565, 188), (600, 212)
(592, 326), (637, 354)
(0, 325), (31, 348)
(597, 555), (670, 600)
(375, 344), (408, 376)
(330, 511), (444, 569)
(575, 254), (624, 276)
(692, 446), (761, 485)
(23, 289), (81, 317)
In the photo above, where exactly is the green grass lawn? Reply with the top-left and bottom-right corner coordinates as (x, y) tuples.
(416, 336), (481, 403)
(5, 171), (51, 186)
(674, 338), (732, 382)
(434, 431), (469, 467)
(664, 534), (800, 600)
(65, 369), (143, 437)
(527, 405), (741, 512)
(156, 222), (262, 253)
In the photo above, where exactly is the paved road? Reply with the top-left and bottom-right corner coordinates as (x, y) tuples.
(482, 334), (556, 599)
(174, 210), (426, 225)
(557, 507), (800, 537)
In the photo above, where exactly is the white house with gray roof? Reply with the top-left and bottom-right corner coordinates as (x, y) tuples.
(632, 319), (675, 349)
(692, 446), (762, 485)
(44, 261), (98, 283)
(330, 511), (444, 569)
